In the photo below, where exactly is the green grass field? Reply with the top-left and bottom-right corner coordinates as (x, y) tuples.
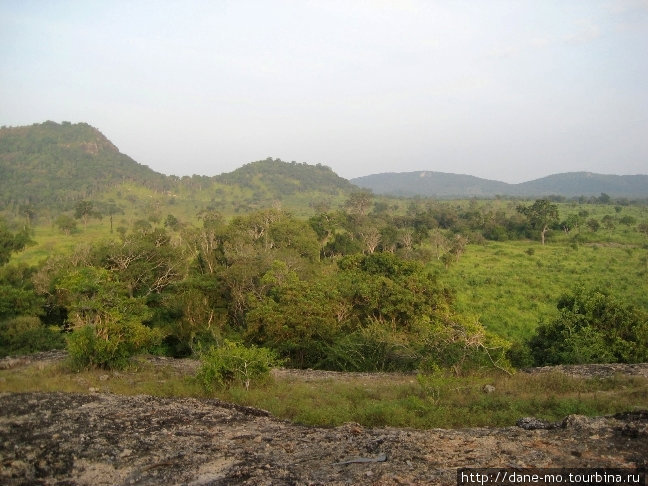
(441, 239), (647, 341)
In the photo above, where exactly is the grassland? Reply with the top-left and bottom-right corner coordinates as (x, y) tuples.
(441, 239), (648, 341)
(1, 357), (646, 429)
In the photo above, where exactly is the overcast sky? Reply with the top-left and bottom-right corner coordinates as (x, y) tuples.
(1, 0), (647, 182)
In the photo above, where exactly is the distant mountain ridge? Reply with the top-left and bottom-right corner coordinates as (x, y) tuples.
(2, 122), (646, 209)
(351, 171), (648, 198)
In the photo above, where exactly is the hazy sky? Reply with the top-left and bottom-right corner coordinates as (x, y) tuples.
(1, 0), (647, 182)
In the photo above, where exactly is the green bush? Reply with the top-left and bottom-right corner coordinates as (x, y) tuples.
(505, 341), (534, 369)
(196, 340), (281, 391)
(66, 321), (163, 370)
(321, 326), (419, 372)
(529, 286), (648, 365)
(0, 316), (65, 357)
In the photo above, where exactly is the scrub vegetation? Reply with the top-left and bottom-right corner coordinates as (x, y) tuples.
(1, 121), (647, 426)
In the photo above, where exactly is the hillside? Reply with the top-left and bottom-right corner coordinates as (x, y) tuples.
(216, 158), (355, 197)
(0, 123), (356, 214)
(516, 172), (648, 198)
(350, 171), (511, 197)
(0, 121), (170, 209)
(351, 171), (648, 198)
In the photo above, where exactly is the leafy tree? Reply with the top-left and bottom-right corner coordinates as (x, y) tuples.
(429, 228), (448, 260)
(448, 234), (468, 262)
(601, 214), (616, 230)
(323, 232), (362, 257)
(164, 213), (180, 231)
(378, 225), (399, 253)
(58, 267), (162, 369)
(246, 262), (345, 367)
(618, 215), (636, 226)
(184, 210), (226, 275)
(516, 199), (559, 245)
(0, 264), (43, 320)
(74, 200), (100, 229)
(55, 214), (78, 235)
(0, 219), (32, 265)
(92, 228), (186, 298)
(344, 190), (374, 217)
(586, 218), (601, 232)
(159, 275), (227, 356)
(560, 214), (582, 234)
(637, 222), (648, 236)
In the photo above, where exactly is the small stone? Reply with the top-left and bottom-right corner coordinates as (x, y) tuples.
(561, 414), (589, 430)
(482, 384), (496, 394)
(88, 387), (98, 393)
(120, 448), (132, 458)
(99, 374), (110, 381)
(516, 417), (557, 430)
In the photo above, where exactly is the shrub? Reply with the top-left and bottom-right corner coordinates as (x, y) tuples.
(0, 316), (65, 357)
(196, 340), (281, 391)
(505, 341), (534, 369)
(66, 321), (163, 370)
(529, 287), (648, 365)
(320, 321), (419, 372)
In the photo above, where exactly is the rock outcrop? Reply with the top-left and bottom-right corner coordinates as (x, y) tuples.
(1, 391), (646, 485)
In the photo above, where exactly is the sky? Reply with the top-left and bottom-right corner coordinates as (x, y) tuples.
(1, 0), (647, 183)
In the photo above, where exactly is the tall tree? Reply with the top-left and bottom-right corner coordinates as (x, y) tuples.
(344, 190), (374, 217)
(516, 199), (559, 245)
(75, 200), (99, 230)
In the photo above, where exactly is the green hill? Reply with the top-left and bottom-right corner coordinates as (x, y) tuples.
(0, 121), (169, 208)
(0, 122), (356, 217)
(217, 158), (355, 197)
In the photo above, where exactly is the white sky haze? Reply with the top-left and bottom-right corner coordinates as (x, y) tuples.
(1, 0), (647, 182)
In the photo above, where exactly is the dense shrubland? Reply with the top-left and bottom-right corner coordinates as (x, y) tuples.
(1, 190), (647, 377)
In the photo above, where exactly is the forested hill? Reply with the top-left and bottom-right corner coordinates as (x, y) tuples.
(0, 122), (355, 211)
(0, 121), (169, 208)
(351, 171), (648, 198)
(216, 158), (355, 197)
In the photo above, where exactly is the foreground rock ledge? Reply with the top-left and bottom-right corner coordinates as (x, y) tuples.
(1, 392), (646, 486)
